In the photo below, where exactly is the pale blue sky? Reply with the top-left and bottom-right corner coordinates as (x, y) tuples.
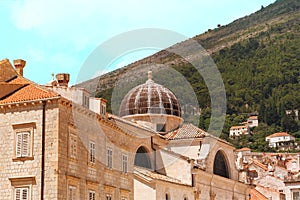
(0, 0), (276, 85)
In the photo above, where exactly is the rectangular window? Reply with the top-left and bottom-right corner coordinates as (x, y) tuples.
(68, 186), (76, 200)
(107, 148), (112, 168)
(106, 194), (112, 200)
(69, 134), (77, 159)
(88, 190), (96, 200)
(122, 154), (128, 173)
(89, 141), (96, 163)
(293, 191), (300, 200)
(14, 187), (29, 200)
(16, 132), (31, 158)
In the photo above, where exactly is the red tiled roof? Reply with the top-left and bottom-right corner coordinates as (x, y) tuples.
(248, 116), (258, 120)
(251, 159), (268, 171)
(0, 60), (59, 104)
(266, 132), (291, 138)
(164, 123), (207, 140)
(250, 189), (268, 200)
(236, 147), (251, 152)
(230, 125), (248, 130)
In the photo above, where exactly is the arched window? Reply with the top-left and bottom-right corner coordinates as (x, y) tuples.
(134, 146), (151, 169)
(166, 193), (169, 200)
(213, 150), (230, 178)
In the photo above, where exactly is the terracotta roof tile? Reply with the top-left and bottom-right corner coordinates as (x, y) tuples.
(0, 72), (59, 104)
(230, 125), (248, 130)
(236, 147), (251, 152)
(164, 123), (207, 140)
(248, 116), (258, 120)
(266, 132), (291, 138)
(250, 189), (268, 200)
(251, 159), (268, 171)
(0, 84), (59, 104)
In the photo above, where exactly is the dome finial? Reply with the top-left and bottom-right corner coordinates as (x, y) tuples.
(148, 70), (152, 80)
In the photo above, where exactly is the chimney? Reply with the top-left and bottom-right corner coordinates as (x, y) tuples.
(13, 59), (26, 76)
(56, 73), (70, 87)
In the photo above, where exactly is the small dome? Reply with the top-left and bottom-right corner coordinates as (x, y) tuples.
(119, 71), (181, 117)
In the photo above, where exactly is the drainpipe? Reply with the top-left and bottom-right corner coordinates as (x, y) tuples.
(41, 101), (46, 200)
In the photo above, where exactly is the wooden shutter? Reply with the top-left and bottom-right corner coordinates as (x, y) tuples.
(89, 191), (95, 200)
(15, 187), (29, 200)
(22, 132), (30, 157)
(70, 134), (77, 159)
(16, 133), (22, 157)
(89, 142), (95, 163)
(22, 188), (28, 200)
(68, 186), (76, 200)
(16, 132), (31, 157)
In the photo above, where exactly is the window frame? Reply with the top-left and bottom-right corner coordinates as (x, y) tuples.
(68, 185), (77, 200)
(122, 153), (128, 173)
(14, 186), (29, 200)
(12, 123), (35, 161)
(293, 190), (300, 200)
(89, 141), (96, 164)
(15, 131), (31, 158)
(9, 176), (35, 200)
(106, 194), (112, 200)
(69, 133), (77, 160)
(107, 148), (113, 169)
(88, 190), (96, 200)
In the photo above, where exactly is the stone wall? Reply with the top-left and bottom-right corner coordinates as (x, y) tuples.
(0, 101), (59, 199)
(56, 101), (136, 199)
(193, 169), (250, 200)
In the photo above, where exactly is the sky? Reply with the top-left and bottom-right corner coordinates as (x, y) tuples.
(0, 0), (276, 85)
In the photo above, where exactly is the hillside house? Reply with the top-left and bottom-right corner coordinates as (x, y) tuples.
(266, 132), (295, 150)
(229, 125), (249, 137)
(247, 115), (258, 128)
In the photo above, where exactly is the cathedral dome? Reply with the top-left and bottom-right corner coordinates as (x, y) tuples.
(119, 71), (182, 118)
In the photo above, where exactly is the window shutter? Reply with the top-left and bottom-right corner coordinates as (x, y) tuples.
(15, 188), (21, 200)
(89, 191), (95, 200)
(68, 186), (76, 200)
(22, 188), (28, 200)
(70, 134), (77, 159)
(16, 133), (22, 157)
(22, 132), (30, 157)
(89, 142), (95, 163)
(15, 187), (29, 200)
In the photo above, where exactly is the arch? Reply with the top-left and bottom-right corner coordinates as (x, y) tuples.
(165, 193), (170, 200)
(134, 146), (151, 169)
(213, 150), (230, 178)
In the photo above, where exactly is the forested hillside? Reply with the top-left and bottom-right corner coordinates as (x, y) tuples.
(77, 0), (300, 150)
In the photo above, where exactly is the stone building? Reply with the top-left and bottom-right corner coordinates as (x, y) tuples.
(236, 148), (300, 200)
(0, 58), (250, 200)
(230, 125), (250, 137)
(266, 132), (296, 150)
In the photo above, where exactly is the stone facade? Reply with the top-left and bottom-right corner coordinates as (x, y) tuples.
(0, 59), (251, 200)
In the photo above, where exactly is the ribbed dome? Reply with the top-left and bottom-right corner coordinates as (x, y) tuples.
(119, 71), (181, 117)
